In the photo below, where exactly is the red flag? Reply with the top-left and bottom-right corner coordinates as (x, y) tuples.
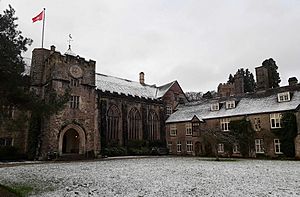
(32, 10), (44, 23)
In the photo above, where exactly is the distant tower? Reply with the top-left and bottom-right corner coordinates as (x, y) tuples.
(233, 72), (244, 95)
(255, 65), (270, 91)
(217, 83), (234, 97)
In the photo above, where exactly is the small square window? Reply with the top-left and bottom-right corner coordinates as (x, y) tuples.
(211, 103), (219, 111)
(277, 92), (290, 102)
(226, 101), (235, 109)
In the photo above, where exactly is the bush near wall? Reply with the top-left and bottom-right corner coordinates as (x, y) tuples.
(0, 146), (26, 161)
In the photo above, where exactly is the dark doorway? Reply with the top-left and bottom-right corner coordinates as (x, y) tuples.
(62, 129), (80, 154)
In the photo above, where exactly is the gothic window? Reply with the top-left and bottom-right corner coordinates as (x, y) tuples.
(107, 105), (120, 141)
(70, 78), (80, 87)
(148, 111), (159, 140)
(128, 108), (142, 140)
(70, 96), (80, 109)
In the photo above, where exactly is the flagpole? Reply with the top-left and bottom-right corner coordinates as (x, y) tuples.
(41, 8), (46, 48)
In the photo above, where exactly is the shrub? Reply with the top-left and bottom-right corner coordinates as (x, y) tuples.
(0, 146), (24, 160)
(103, 146), (127, 157)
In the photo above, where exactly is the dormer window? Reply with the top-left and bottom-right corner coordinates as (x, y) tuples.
(277, 92), (290, 102)
(226, 101), (235, 109)
(211, 103), (219, 111)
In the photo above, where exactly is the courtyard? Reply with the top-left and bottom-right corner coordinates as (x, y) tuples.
(0, 157), (300, 196)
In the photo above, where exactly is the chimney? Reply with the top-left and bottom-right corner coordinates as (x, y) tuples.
(288, 77), (298, 86)
(139, 72), (145, 85)
(50, 45), (56, 51)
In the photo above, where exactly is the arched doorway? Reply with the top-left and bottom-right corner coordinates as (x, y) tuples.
(58, 124), (86, 156)
(62, 129), (79, 154)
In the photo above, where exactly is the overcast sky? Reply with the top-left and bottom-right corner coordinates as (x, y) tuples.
(1, 0), (300, 92)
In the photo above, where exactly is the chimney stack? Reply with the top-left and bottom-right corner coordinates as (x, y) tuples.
(50, 45), (56, 51)
(139, 72), (145, 85)
(288, 77), (298, 86)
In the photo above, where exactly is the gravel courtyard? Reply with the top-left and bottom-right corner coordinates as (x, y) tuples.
(0, 157), (300, 197)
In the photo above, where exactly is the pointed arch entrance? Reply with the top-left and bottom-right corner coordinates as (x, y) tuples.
(58, 124), (86, 155)
(62, 129), (79, 153)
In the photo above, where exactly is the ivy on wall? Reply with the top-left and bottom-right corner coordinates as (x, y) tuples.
(229, 118), (255, 157)
(273, 112), (298, 157)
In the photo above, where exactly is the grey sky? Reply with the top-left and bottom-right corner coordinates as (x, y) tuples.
(1, 0), (300, 92)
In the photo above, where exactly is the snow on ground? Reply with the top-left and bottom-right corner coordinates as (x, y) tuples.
(0, 157), (300, 197)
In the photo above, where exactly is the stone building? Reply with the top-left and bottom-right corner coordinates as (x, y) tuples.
(217, 72), (245, 97)
(96, 73), (187, 150)
(30, 46), (99, 158)
(166, 83), (300, 158)
(0, 46), (187, 159)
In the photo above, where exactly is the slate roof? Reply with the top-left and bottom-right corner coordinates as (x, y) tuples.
(166, 90), (300, 123)
(95, 73), (175, 99)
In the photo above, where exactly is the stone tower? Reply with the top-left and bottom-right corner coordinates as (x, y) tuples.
(255, 65), (269, 91)
(233, 72), (244, 95)
(30, 46), (100, 159)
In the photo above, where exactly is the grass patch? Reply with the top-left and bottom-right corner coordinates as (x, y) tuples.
(0, 184), (33, 197)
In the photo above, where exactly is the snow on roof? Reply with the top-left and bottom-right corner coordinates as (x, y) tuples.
(166, 90), (300, 123)
(156, 81), (176, 98)
(95, 73), (175, 99)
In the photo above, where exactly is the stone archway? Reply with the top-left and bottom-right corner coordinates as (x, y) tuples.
(62, 129), (79, 154)
(58, 124), (86, 156)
